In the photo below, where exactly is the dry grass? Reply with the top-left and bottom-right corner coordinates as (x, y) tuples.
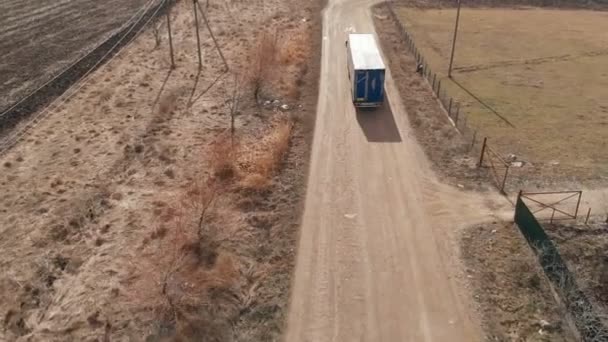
(246, 26), (312, 101)
(0, 0), (319, 339)
(462, 222), (577, 341)
(247, 30), (279, 101)
(238, 118), (294, 190)
(126, 174), (238, 340)
(545, 223), (608, 321)
(124, 115), (295, 339)
(202, 118), (294, 191)
(158, 90), (181, 117)
(277, 30), (311, 99)
(395, 7), (608, 182)
(209, 133), (238, 181)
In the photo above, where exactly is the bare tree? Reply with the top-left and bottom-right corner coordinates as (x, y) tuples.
(152, 22), (163, 49)
(230, 73), (241, 145)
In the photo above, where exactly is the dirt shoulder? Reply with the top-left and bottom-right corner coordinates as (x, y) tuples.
(373, 4), (491, 191)
(544, 221), (608, 326)
(374, 3), (580, 341)
(0, 0), (322, 340)
(462, 222), (578, 341)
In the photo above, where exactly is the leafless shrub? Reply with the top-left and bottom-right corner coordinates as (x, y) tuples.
(238, 118), (293, 190)
(125, 171), (237, 340)
(248, 30), (278, 102)
(152, 22), (163, 49)
(158, 91), (180, 117)
(245, 25), (312, 102)
(209, 133), (237, 181)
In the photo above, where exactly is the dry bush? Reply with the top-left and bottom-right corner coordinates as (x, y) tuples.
(276, 28), (311, 99)
(238, 118), (293, 190)
(239, 173), (271, 191)
(247, 30), (278, 101)
(278, 29), (311, 67)
(208, 134), (237, 181)
(125, 174), (239, 340)
(158, 90), (180, 117)
(245, 26), (312, 101)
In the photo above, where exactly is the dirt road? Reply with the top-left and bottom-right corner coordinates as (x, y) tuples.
(286, 1), (502, 340)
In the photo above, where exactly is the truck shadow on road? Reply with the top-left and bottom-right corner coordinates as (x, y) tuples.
(355, 96), (402, 143)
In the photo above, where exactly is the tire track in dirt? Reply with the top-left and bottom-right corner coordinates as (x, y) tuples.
(286, 0), (506, 340)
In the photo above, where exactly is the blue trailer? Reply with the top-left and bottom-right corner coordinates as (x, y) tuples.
(346, 33), (386, 108)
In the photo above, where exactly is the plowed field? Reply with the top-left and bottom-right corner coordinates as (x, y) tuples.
(0, 0), (150, 111)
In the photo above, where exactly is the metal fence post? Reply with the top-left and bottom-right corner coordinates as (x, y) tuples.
(574, 191), (582, 218)
(193, 0), (203, 70)
(448, 98), (453, 116)
(166, 7), (175, 69)
(478, 137), (487, 167)
(500, 165), (510, 195)
(454, 103), (460, 124)
(585, 208), (591, 224)
(470, 130), (477, 150)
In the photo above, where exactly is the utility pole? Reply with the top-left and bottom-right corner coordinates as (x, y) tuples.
(196, 0), (229, 71)
(448, 0), (461, 78)
(166, 6), (175, 69)
(193, 0), (203, 70)
(230, 73), (239, 147)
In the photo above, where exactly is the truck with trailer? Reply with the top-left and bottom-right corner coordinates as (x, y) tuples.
(345, 33), (386, 108)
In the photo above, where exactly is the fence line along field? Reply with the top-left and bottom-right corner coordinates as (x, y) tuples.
(395, 7), (608, 185)
(0, 0), (150, 112)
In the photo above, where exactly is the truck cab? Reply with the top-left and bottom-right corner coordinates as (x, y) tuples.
(346, 33), (386, 108)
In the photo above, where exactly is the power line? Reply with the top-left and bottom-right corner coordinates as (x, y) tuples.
(0, 0), (168, 156)
(0, 0), (158, 119)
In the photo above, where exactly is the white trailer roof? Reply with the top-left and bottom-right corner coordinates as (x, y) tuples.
(348, 33), (385, 70)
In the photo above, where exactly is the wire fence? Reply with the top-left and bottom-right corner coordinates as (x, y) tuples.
(386, 3), (479, 153)
(385, 4), (524, 194)
(515, 194), (608, 341)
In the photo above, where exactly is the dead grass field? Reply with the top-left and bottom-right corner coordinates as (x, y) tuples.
(395, 7), (608, 185)
(462, 222), (578, 341)
(0, 0), (322, 340)
(544, 221), (608, 320)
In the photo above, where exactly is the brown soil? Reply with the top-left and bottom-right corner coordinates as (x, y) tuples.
(545, 221), (608, 321)
(462, 222), (578, 341)
(0, 0), (322, 340)
(0, 0), (151, 111)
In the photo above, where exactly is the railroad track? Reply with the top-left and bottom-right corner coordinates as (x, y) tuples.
(0, 0), (169, 156)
